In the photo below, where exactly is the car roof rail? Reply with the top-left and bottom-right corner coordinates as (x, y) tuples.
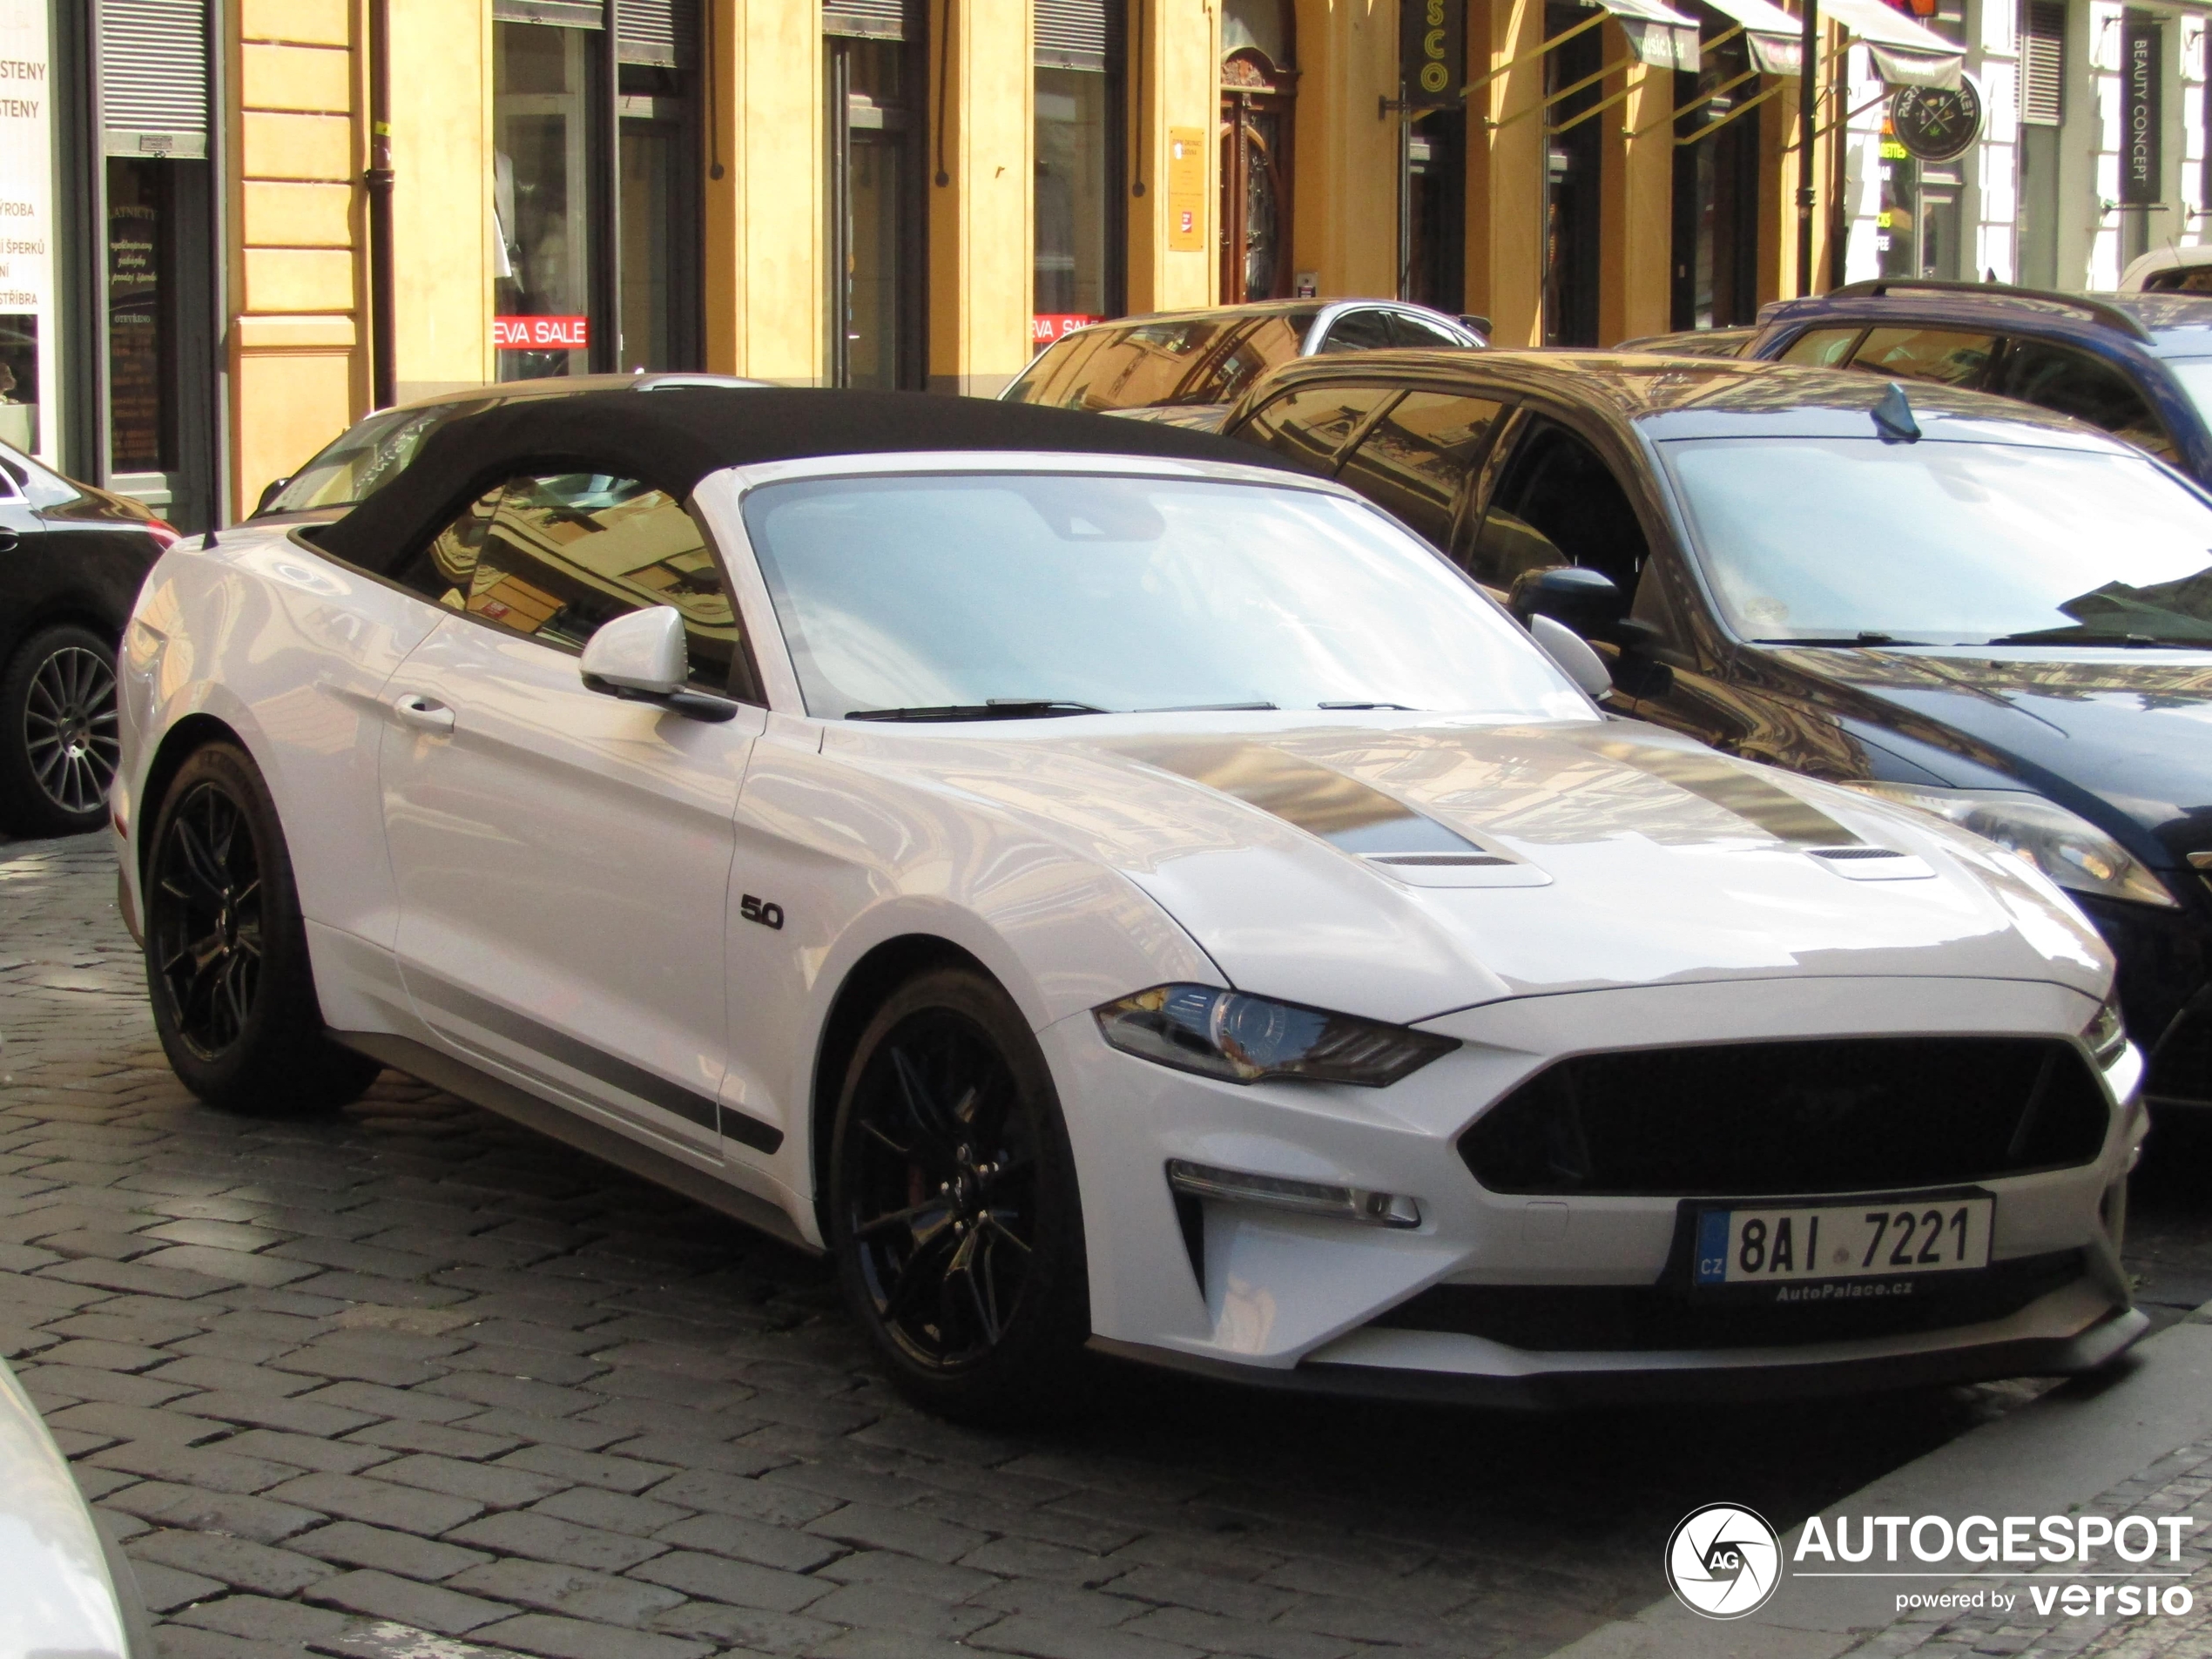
(1824, 279), (2154, 343)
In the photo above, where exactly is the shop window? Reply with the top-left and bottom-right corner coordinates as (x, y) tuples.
(618, 62), (699, 373)
(1541, 3), (1603, 346)
(829, 30), (925, 389)
(1670, 24), (1761, 330)
(494, 23), (595, 381)
(1034, 0), (1122, 349)
(105, 158), (173, 474)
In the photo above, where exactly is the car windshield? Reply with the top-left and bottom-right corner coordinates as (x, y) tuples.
(265, 401), (487, 514)
(1662, 435), (2212, 647)
(739, 473), (1593, 720)
(2159, 356), (2212, 431)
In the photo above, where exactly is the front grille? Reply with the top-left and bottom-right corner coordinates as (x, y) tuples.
(1372, 1251), (2086, 1352)
(1460, 1037), (2108, 1197)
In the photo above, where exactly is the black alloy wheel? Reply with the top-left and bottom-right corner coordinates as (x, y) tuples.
(0, 624), (120, 836)
(830, 967), (1089, 1419)
(142, 742), (381, 1113)
(151, 778), (263, 1061)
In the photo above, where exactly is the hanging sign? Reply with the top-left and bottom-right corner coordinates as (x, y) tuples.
(2121, 10), (2161, 206)
(1400, 0), (1464, 109)
(1888, 72), (1986, 163)
(494, 315), (590, 349)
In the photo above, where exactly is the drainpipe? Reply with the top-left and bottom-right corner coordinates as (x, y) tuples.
(1796, 0), (1817, 295)
(365, 0), (397, 408)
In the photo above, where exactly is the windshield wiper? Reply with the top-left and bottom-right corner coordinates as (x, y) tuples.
(1750, 632), (1918, 647)
(1982, 628), (2209, 648)
(1136, 701), (1280, 712)
(845, 699), (1109, 721)
(1318, 700), (1416, 711)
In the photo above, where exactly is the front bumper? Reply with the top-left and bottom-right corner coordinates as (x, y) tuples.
(1049, 973), (2146, 1403)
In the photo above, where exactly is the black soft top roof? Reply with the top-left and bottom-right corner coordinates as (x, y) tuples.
(316, 386), (1302, 570)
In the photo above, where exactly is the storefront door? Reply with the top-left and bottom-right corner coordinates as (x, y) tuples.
(828, 33), (923, 389)
(495, 19), (597, 380)
(1541, 3), (1602, 346)
(1219, 64), (1294, 303)
(1670, 25), (1761, 328)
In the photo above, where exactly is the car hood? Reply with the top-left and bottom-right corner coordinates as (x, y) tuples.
(824, 716), (2110, 1026)
(1767, 646), (2212, 862)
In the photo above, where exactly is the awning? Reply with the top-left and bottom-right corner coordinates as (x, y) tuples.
(1698, 0), (1805, 76)
(1583, 0), (1702, 71)
(1817, 0), (1964, 87)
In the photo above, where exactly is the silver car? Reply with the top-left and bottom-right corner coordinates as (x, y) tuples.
(0, 1355), (152, 1657)
(1002, 300), (1485, 432)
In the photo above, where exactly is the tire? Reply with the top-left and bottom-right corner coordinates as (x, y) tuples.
(141, 741), (381, 1114)
(0, 624), (121, 838)
(827, 965), (1091, 1422)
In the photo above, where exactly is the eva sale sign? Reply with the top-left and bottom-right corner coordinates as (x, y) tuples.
(495, 315), (589, 349)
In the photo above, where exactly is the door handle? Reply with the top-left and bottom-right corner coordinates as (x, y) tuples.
(391, 693), (455, 734)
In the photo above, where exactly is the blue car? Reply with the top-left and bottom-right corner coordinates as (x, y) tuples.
(1743, 280), (2212, 487)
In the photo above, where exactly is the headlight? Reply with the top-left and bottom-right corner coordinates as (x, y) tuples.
(1094, 984), (1457, 1087)
(2084, 994), (2128, 1068)
(1843, 784), (2175, 908)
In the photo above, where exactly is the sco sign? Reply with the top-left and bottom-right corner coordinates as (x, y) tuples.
(1400, 0), (1464, 109)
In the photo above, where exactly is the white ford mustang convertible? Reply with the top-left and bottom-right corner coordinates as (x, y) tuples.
(112, 388), (2147, 1417)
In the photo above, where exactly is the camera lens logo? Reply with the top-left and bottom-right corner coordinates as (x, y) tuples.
(1665, 1504), (1781, 1620)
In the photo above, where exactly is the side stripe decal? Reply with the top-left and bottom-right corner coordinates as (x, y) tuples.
(410, 972), (785, 1154)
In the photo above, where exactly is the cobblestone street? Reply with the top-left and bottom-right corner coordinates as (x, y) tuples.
(6, 831), (2212, 1659)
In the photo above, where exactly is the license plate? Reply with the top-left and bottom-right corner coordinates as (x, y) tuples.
(1692, 1196), (1993, 1289)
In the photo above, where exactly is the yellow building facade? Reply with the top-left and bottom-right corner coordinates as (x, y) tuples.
(43, 0), (1949, 529)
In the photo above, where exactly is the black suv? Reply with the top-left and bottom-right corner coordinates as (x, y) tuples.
(1743, 280), (2212, 486)
(1219, 347), (2212, 1114)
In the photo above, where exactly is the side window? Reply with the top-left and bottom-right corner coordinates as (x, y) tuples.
(1848, 327), (2000, 388)
(1334, 393), (1507, 551)
(396, 474), (742, 690)
(1778, 327), (1861, 368)
(1231, 384), (1399, 471)
(1467, 418), (1649, 592)
(1318, 309), (1396, 353)
(1989, 341), (2175, 459)
(1386, 311), (1470, 349)
(1051, 320), (1232, 411)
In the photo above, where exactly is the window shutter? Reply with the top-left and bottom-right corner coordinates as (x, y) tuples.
(824, 0), (907, 40)
(1035, 0), (1125, 71)
(2019, 0), (2064, 127)
(98, 0), (209, 141)
(617, 0), (698, 65)
(492, 1), (607, 25)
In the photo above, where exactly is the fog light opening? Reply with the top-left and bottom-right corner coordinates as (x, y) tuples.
(1165, 1159), (1422, 1229)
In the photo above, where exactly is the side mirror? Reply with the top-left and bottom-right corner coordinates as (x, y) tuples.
(1527, 613), (1611, 699)
(253, 475), (293, 517)
(1459, 314), (1492, 340)
(1508, 565), (1626, 639)
(581, 605), (687, 696)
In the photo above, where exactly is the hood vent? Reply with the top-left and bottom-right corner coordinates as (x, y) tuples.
(1806, 845), (1935, 880)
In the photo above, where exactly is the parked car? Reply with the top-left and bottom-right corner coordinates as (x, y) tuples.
(2121, 246), (2212, 294)
(1616, 326), (1757, 358)
(115, 385), (2144, 1414)
(251, 371), (763, 525)
(1743, 280), (2212, 485)
(0, 1352), (152, 1657)
(0, 442), (178, 838)
(1001, 300), (1485, 432)
(1220, 347), (2212, 1115)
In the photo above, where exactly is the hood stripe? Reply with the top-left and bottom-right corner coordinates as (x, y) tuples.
(1104, 738), (1486, 856)
(1587, 739), (1860, 846)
